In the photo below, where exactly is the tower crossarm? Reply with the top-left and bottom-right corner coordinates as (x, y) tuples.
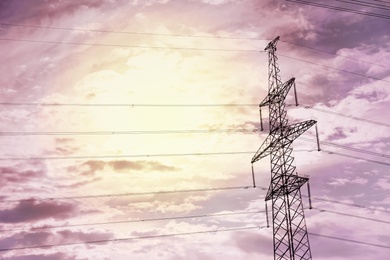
(265, 175), (309, 201)
(265, 36), (280, 51)
(283, 120), (316, 141)
(251, 120), (316, 163)
(259, 77), (296, 107)
(251, 134), (275, 163)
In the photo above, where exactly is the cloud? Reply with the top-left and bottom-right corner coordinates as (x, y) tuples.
(3, 252), (80, 260)
(233, 230), (273, 256)
(0, 162), (47, 188)
(78, 159), (180, 176)
(0, 166), (44, 185)
(200, 0), (235, 5)
(309, 233), (370, 258)
(0, 229), (114, 252)
(328, 176), (368, 187)
(0, 0), (108, 24)
(0, 200), (77, 223)
(374, 178), (390, 191)
(108, 160), (179, 172)
(79, 160), (106, 176)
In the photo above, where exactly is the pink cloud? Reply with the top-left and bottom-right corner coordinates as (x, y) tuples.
(76, 159), (180, 176)
(3, 252), (79, 260)
(0, 229), (114, 252)
(0, 0), (107, 24)
(0, 162), (46, 187)
(233, 231), (273, 256)
(0, 200), (77, 223)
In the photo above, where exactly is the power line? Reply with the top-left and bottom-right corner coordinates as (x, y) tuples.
(0, 38), (261, 52)
(1, 39), (389, 79)
(1, 184), (388, 221)
(1, 22), (389, 69)
(0, 128), (388, 161)
(0, 23), (261, 41)
(1, 130), (388, 161)
(0, 186), (256, 204)
(333, 0), (390, 11)
(0, 37), (387, 81)
(4, 185), (390, 215)
(302, 106), (390, 128)
(310, 207), (390, 224)
(0, 226), (265, 252)
(1, 102), (389, 129)
(3, 206), (388, 242)
(321, 149), (390, 167)
(279, 53), (390, 83)
(0, 102), (257, 107)
(0, 151), (257, 161)
(309, 232), (390, 249)
(280, 40), (390, 70)
(301, 194), (390, 214)
(299, 137), (390, 159)
(0, 149), (388, 167)
(0, 210), (264, 233)
(0, 224), (388, 252)
(0, 129), (260, 136)
(373, 0), (390, 4)
(285, 0), (390, 20)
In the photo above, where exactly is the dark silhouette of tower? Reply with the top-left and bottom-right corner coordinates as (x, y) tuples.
(252, 36), (315, 260)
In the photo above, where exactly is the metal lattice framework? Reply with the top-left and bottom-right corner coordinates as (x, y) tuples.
(252, 36), (315, 260)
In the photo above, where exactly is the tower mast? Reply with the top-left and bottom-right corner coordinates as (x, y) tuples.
(252, 36), (314, 260)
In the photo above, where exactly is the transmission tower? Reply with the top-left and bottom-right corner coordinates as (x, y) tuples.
(251, 36), (316, 260)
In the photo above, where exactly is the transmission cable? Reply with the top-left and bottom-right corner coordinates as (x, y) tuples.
(1, 22), (389, 69)
(279, 53), (390, 83)
(0, 102), (257, 107)
(0, 149), (388, 167)
(299, 137), (390, 159)
(0, 128), (388, 158)
(0, 210), (264, 233)
(300, 194), (390, 214)
(0, 102), (388, 129)
(0, 128), (260, 136)
(0, 185), (256, 204)
(0, 225), (388, 252)
(309, 207), (390, 224)
(333, 0), (390, 11)
(1, 38), (389, 81)
(302, 105), (390, 128)
(0, 226), (265, 252)
(1, 130), (388, 161)
(0, 38), (261, 52)
(280, 40), (390, 70)
(3, 21), (390, 68)
(309, 232), (390, 249)
(1, 183), (388, 216)
(285, 0), (390, 19)
(321, 149), (390, 167)
(254, 185), (390, 214)
(0, 22), (261, 41)
(0, 151), (256, 161)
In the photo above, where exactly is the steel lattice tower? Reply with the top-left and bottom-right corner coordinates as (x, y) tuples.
(251, 36), (315, 260)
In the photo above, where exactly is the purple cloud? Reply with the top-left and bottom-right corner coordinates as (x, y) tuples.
(78, 159), (180, 176)
(233, 231), (273, 256)
(0, 229), (114, 252)
(3, 252), (79, 260)
(0, 162), (47, 188)
(0, 200), (77, 223)
(0, 0), (107, 24)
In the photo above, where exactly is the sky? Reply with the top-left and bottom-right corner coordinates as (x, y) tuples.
(0, 0), (389, 259)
